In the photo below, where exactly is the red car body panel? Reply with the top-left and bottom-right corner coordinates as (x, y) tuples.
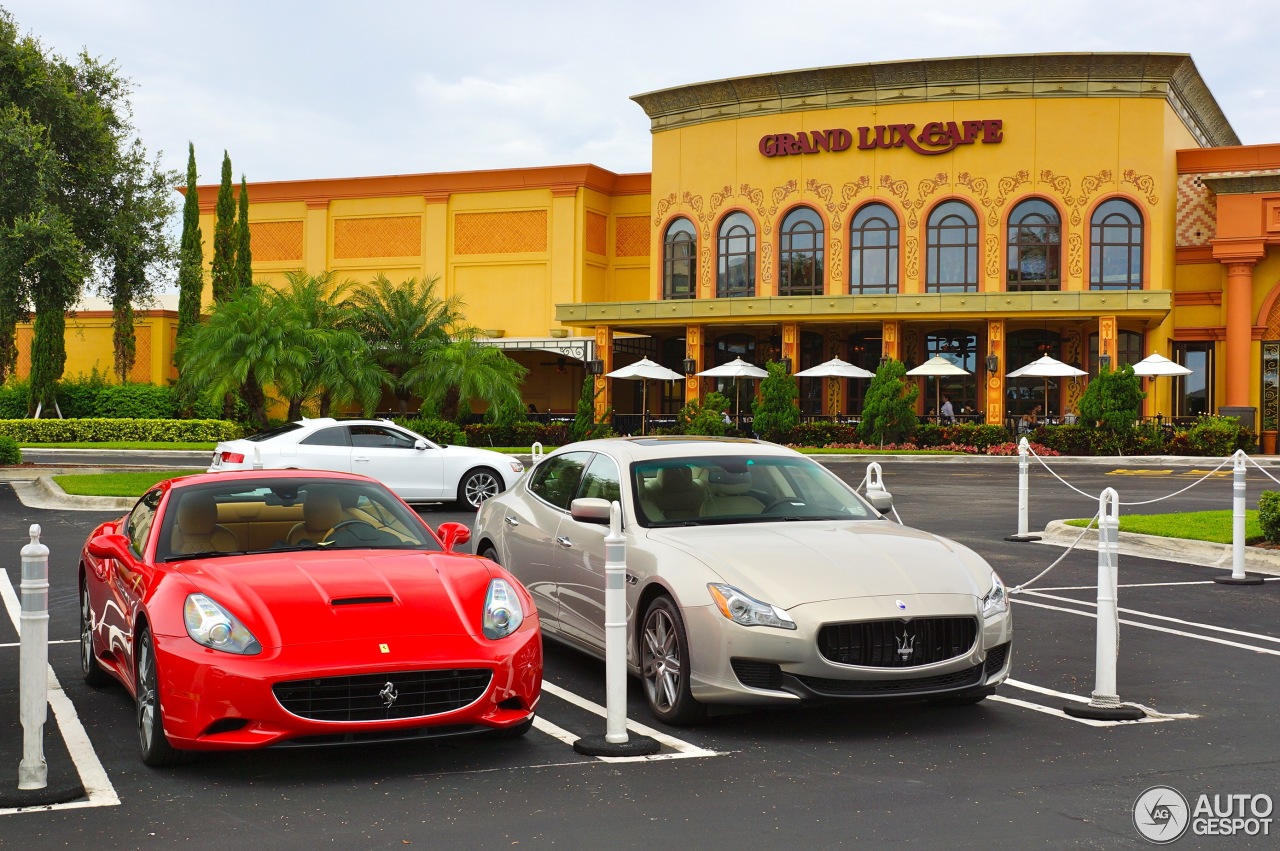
(80, 470), (542, 753)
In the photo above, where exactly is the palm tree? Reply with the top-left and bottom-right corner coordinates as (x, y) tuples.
(273, 271), (385, 418)
(413, 329), (528, 421)
(175, 285), (311, 430)
(342, 274), (466, 415)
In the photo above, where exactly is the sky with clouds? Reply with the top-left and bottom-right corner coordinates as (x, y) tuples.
(4, 0), (1279, 187)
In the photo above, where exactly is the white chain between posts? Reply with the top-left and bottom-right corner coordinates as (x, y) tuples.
(1010, 446), (1252, 592)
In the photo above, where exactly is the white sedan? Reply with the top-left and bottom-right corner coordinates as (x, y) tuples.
(209, 418), (524, 510)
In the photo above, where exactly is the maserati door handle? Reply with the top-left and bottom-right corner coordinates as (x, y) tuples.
(555, 536), (573, 548)
(504, 516), (520, 527)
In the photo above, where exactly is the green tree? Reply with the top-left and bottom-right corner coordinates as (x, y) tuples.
(175, 284), (311, 430)
(234, 175), (252, 293)
(176, 143), (203, 341)
(99, 140), (177, 382)
(750, 361), (800, 440)
(342, 274), (466, 415)
(679, 390), (731, 436)
(414, 329), (528, 422)
(273, 271), (384, 419)
(210, 151), (236, 303)
(1078, 363), (1145, 452)
(859, 358), (919, 446)
(569, 376), (612, 442)
(1, 10), (166, 404)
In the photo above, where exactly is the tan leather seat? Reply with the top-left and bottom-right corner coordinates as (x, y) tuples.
(171, 492), (239, 554)
(287, 487), (345, 545)
(645, 466), (706, 519)
(700, 469), (764, 517)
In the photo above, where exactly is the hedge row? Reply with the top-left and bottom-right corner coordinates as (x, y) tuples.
(0, 380), (231, 420)
(0, 418), (242, 443)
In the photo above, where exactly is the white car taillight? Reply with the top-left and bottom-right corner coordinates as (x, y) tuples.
(220, 451), (245, 464)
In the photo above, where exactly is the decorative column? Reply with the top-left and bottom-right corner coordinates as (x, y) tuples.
(881, 320), (901, 362)
(594, 326), (613, 422)
(1098, 316), (1117, 368)
(826, 332), (844, 415)
(303, 199), (329, 275)
(1224, 261), (1257, 407)
(685, 324), (704, 405)
(986, 319), (1005, 428)
(780, 323), (798, 411)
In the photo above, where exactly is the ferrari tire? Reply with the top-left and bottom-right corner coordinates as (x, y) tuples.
(639, 596), (705, 726)
(136, 626), (187, 766)
(454, 468), (502, 511)
(79, 575), (112, 687)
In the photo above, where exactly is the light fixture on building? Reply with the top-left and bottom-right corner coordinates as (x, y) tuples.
(985, 353), (999, 374)
(682, 357), (697, 375)
(779, 358), (792, 374)
(1099, 354), (1112, 372)
(584, 359), (604, 375)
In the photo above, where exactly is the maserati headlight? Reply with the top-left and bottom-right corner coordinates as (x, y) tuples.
(708, 583), (796, 630)
(483, 578), (525, 639)
(982, 571), (1008, 618)
(183, 594), (261, 655)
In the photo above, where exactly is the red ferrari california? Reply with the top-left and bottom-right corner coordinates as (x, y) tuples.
(79, 469), (542, 765)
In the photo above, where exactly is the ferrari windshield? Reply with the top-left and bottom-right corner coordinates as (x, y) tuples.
(630, 454), (879, 527)
(157, 478), (440, 562)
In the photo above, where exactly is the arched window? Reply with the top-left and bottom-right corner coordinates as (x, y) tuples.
(926, 200), (979, 292)
(662, 218), (697, 299)
(1006, 198), (1061, 291)
(778, 207), (824, 296)
(717, 212), (756, 298)
(848, 203), (899, 294)
(1090, 198), (1143, 290)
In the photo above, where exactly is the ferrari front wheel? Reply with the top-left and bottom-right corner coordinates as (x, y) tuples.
(640, 596), (705, 726)
(135, 626), (185, 766)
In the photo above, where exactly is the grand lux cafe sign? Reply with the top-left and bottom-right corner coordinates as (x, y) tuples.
(759, 120), (1003, 157)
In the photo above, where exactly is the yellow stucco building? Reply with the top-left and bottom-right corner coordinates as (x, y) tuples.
(27, 52), (1280, 445)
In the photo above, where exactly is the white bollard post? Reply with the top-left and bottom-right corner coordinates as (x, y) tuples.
(531, 441), (544, 465)
(1216, 449), (1263, 585)
(573, 500), (659, 757)
(18, 524), (49, 789)
(1065, 488), (1144, 720)
(1005, 436), (1041, 542)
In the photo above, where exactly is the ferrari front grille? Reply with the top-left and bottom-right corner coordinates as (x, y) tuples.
(273, 669), (492, 722)
(818, 617), (978, 668)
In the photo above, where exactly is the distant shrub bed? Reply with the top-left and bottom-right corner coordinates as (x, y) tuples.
(0, 418), (241, 443)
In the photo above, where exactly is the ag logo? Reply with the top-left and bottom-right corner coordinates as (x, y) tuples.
(1133, 785), (1189, 844)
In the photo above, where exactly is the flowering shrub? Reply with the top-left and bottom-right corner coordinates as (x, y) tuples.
(985, 441), (1060, 457)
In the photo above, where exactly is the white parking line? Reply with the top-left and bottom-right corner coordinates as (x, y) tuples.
(539, 681), (720, 761)
(0, 571), (119, 815)
(1020, 590), (1280, 645)
(1012, 595), (1280, 656)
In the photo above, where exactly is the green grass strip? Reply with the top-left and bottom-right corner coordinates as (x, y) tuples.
(53, 470), (196, 497)
(22, 442), (217, 450)
(1064, 510), (1261, 545)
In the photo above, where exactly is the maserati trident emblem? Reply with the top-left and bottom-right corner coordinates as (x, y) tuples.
(379, 681), (399, 708)
(896, 632), (916, 661)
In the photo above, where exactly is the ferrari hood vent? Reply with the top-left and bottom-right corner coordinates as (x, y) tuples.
(330, 595), (396, 606)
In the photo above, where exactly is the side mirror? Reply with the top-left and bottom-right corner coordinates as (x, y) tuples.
(436, 521), (471, 552)
(865, 490), (893, 514)
(570, 497), (612, 524)
(87, 533), (132, 562)
(414, 438), (428, 450)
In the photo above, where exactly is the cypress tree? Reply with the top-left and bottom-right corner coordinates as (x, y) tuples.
(234, 175), (252, 293)
(176, 142), (203, 338)
(210, 151), (235, 303)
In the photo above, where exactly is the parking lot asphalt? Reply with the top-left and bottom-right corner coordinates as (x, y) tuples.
(1, 455), (1278, 848)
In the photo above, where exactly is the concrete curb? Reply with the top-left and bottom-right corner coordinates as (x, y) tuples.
(1039, 519), (1280, 577)
(10, 475), (135, 512)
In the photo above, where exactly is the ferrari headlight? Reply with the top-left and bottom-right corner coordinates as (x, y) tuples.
(708, 583), (796, 630)
(982, 572), (1008, 618)
(483, 578), (524, 639)
(183, 594), (261, 655)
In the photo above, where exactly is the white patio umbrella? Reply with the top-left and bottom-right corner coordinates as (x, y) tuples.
(1005, 354), (1087, 417)
(607, 357), (685, 435)
(793, 357), (876, 379)
(1132, 353), (1192, 420)
(697, 357), (769, 423)
(906, 356), (971, 424)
